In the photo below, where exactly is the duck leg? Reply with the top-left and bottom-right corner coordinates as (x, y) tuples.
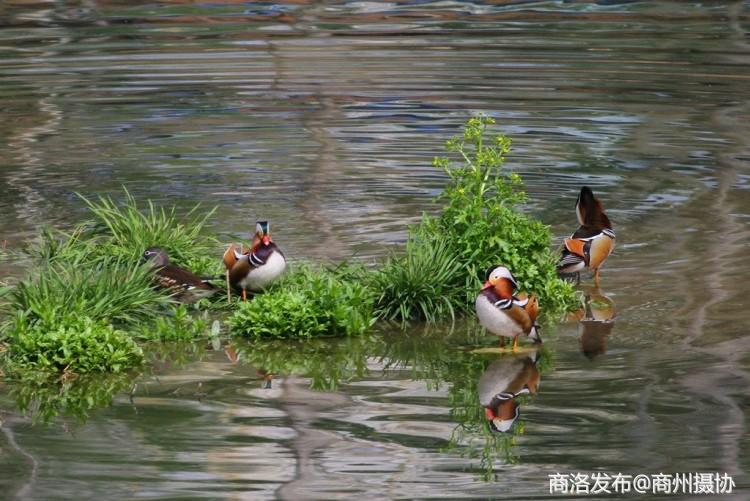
(512, 336), (519, 352)
(499, 337), (507, 348)
(593, 269), (600, 286)
(576, 272), (581, 285)
(226, 271), (232, 303)
(242, 288), (247, 302)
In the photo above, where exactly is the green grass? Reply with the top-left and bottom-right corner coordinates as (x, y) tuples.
(8, 258), (169, 327)
(369, 229), (469, 323)
(228, 264), (376, 339)
(1, 189), (222, 376)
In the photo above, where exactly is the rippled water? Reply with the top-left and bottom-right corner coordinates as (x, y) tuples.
(1, 1), (749, 499)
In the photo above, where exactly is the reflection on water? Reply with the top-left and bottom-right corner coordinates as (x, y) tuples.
(1, 0), (750, 498)
(567, 286), (616, 360)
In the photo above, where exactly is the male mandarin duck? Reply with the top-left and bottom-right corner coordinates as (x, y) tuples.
(143, 247), (217, 302)
(476, 265), (541, 350)
(226, 221), (286, 301)
(557, 186), (615, 286)
(478, 349), (541, 433)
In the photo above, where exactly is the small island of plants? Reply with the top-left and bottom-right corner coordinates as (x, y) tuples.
(0, 115), (576, 380)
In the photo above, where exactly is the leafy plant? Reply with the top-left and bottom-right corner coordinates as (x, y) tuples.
(4, 313), (144, 374)
(8, 258), (169, 327)
(370, 230), (469, 323)
(396, 115), (576, 320)
(228, 264), (376, 338)
(138, 305), (209, 341)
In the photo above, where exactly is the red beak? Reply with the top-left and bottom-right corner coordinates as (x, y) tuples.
(262, 235), (270, 245)
(482, 281), (492, 290)
(485, 407), (495, 420)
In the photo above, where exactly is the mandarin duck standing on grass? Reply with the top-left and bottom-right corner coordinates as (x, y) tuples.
(225, 221), (286, 301)
(143, 247), (217, 302)
(476, 265), (541, 351)
(557, 186), (615, 286)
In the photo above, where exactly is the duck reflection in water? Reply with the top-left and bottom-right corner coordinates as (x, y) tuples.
(567, 287), (616, 360)
(479, 349), (541, 433)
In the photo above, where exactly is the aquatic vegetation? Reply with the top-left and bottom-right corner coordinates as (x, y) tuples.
(8, 258), (169, 326)
(4, 313), (144, 374)
(7, 370), (137, 424)
(374, 115), (576, 322)
(370, 230), (468, 323)
(228, 264), (376, 339)
(79, 189), (219, 275)
(137, 305), (210, 342)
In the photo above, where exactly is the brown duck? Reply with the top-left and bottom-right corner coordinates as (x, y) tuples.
(557, 186), (615, 286)
(143, 247), (217, 302)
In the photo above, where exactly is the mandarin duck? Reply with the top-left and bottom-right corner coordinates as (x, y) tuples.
(478, 349), (541, 433)
(476, 265), (541, 350)
(143, 247), (217, 302)
(557, 186), (615, 286)
(227, 221), (286, 301)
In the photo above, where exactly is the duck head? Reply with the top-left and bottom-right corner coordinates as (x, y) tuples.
(576, 186), (612, 229)
(485, 395), (521, 434)
(483, 265), (518, 298)
(143, 247), (169, 267)
(253, 220), (272, 247)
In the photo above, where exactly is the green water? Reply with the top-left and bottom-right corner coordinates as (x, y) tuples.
(1, 1), (749, 499)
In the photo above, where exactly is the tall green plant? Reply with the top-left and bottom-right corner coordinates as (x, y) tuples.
(426, 115), (575, 314)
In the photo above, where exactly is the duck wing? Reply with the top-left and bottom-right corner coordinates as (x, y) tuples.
(157, 264), (216, 291)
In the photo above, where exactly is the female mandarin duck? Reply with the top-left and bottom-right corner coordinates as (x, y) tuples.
(557, 186), (615, 286)
(143, 247), (217, 302)
(476, 265), (541, 350)
(225, 221), (286, 301)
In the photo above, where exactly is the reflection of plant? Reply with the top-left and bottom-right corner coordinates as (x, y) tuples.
(8, 371), (137, 424)
(235, 335), (379, 390)
(228, 264), (376, 339)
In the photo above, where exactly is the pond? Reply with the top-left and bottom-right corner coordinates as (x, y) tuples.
(1, 1), (749, 499)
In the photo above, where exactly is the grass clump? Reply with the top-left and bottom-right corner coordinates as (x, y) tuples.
(1, 189), (222, 376)
(373, 115), (576, 322)
(228, 264), (376, 339)
(9, 258), (168, 326)
(371, 231), (468, 322)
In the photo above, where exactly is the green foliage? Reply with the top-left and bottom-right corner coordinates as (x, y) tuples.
(0, 188), (224, 374)
(78, 189), (219, 275)
(8, 258), (169, 327)
(369, 229), (469, 323)
(4, 313), (143, 374)
(138, 305), (210, 341)
(368, 116), (574, 323)
(228, 264), (376, 339)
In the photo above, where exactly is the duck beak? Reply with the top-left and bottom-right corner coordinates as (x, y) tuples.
(485, 407), (495, 420)
(482, 281), (492, 290)
(262, 235), (270, 245)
